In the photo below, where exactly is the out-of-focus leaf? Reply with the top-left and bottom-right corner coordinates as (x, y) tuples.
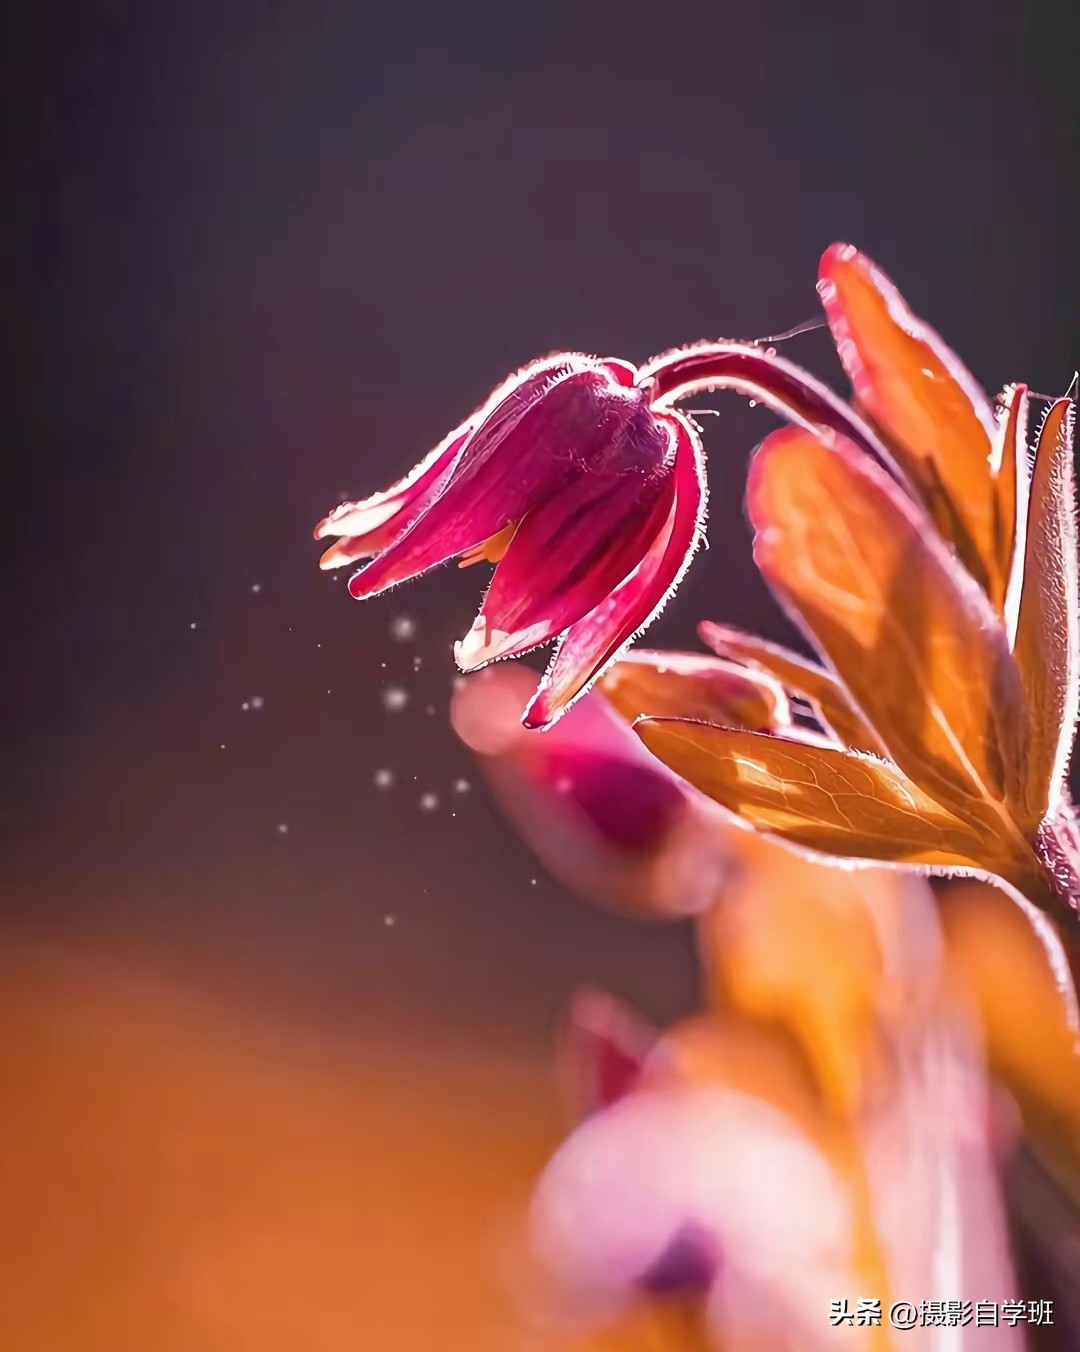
(599, 649), (787, 732)
(1014, 397), (1078, 825)
(940, 880), (1080, 1157)
(635, 720), (1000, 870)
(991, 383), (1029, 633)
(818, 244), (1002, 601)
(746, 426), (1033, 841)
(697, 621), (885, 755)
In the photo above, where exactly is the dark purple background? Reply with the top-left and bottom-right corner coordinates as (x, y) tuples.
(8, 1), (1078, 1043)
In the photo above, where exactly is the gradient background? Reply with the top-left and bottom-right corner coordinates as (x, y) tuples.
(7, 2), (1079, 1346)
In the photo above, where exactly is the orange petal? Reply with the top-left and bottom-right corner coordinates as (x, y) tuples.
(747, 425), (1034, 846)
(635, 720), (1001, 871)
(819, 244), (1001, 601)
(697, 621), (885, 755)
(599, 648), (788, 732)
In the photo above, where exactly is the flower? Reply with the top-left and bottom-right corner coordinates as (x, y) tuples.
(315, 355), (707, 728)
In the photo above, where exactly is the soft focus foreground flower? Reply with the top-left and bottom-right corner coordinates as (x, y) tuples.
(316, 355), (707, 727)
(453, 665), (1064, 1350)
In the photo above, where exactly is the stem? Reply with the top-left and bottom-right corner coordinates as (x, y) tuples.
(639, 341), (918, 499)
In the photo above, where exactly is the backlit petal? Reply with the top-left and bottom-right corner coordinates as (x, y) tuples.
(523, 412), (707, 729)
(818, 243), (1000, 599)
(456, 423), (673, 669)
(315, 426), (471, 568)
(348, 365), (652, 599)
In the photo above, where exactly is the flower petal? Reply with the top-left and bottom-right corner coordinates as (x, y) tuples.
(1014, 396), (1078, 824)
(747, 425), (1032, 840)
(315, 425), (471, 568)
(523, 412), (707, 729)
(450, 664), (734, 918)
(635, 719), (999, 871)
(558, 989), (659, 1121)
(697, 621), (885, 755)
(455, 423), (673, 669)
(599, 648), (788, 732)
(818, 243), (1000, 599)
(348, 363), (651, 599)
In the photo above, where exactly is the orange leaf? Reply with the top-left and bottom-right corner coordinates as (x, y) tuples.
(697, 620), (885, 756)
(635, 719), (998, 870)
(819, 244), (1001, 600)
(1014, 397), (1079, 823)
(992, 383), (1029, 627)
(747, 425), (1032, 841)
(600, 649), (787, 731)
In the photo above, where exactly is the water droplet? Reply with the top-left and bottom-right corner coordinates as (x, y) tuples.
(189, 621), (199, 630)
(412, 655), (423, 671)
(425, 704), (436, 716)
(554, 776), (573, 794)
(250, 695), (265, 710)
(453, 778), (471, 794)
(251, 583), (262, 594)
(382, 685), (409, 712)
(419, 792), (439, 811)
(390, 615), (417, 641)
(373, 768), (394, 789)
(383, 913), (397, 927)
(748, 399), (757, 408)
(276, 822), (289, 835)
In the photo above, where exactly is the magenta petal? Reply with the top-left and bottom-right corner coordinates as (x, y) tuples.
(456, 428), (675, 669)
(348, 362), (645, 599)
(315, 426), (470, 569)
(523, 412), (707, 729)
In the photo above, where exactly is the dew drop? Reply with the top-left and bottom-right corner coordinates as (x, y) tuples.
(453, 778), (471, 794)
(373, 768), (394, 789)
(390, 615), (417, 641)
(419, 792), (439, 811)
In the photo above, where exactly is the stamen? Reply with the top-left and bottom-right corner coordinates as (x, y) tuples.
(458, 521), (519, 568)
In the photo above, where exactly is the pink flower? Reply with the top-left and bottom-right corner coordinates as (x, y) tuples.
(315, 356), (707, 728)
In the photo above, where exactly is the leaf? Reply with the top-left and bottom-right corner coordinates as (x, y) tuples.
(746, 426), (1033, 839)
(635, 719), (999, 870)
(697, 620), (886, 756)
(600, 649), (787, 731)
(1014, 397), (1079, 823)
(991, 383), (1030, 633)
(818, 244), (1002, 601)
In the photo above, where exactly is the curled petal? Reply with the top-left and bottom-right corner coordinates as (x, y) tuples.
(599, 648), (789, 732)
(818, 243), (1000, 598)
(523, 412), (707, 729)
(348, 361), (643, 598)
(315, 426), (471, 568)
(455, 426), (674, 669)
